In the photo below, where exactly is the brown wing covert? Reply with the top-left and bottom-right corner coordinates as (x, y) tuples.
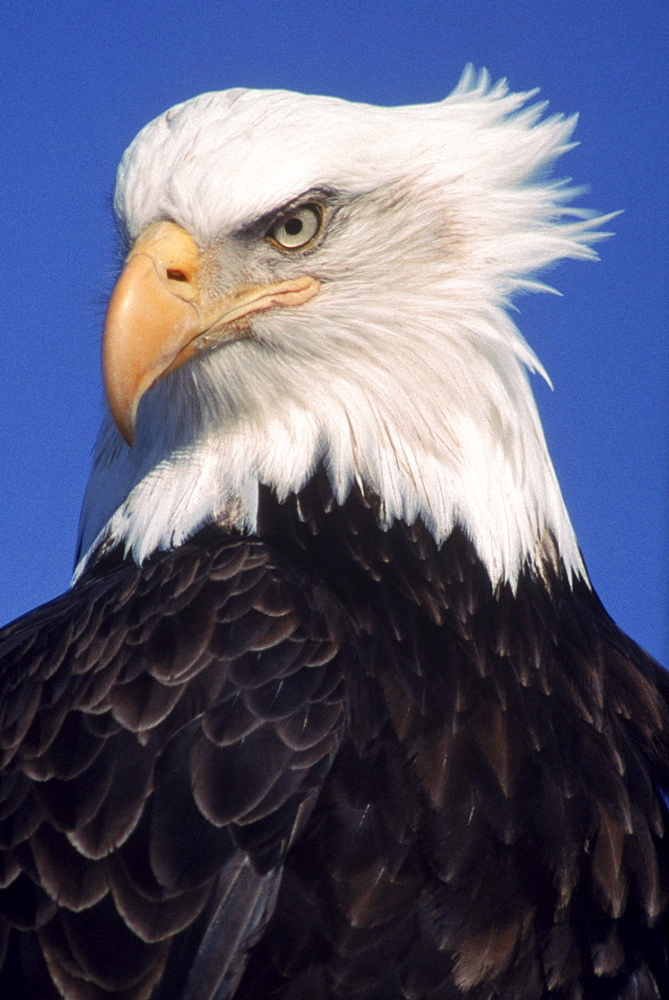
(0, 535), (348, 999)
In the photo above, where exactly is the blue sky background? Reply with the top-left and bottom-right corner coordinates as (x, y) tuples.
(1, 2), (667, 662)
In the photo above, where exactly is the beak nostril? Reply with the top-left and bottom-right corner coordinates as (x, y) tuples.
(166, 269), (188, 282)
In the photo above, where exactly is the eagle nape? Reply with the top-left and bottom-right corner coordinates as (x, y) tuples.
(0, 67), (667, 1000)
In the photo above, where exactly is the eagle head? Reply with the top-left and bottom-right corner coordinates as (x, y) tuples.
(76, 69), (611, 588)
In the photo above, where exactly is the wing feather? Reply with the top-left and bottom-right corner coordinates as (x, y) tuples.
(0, 534), (347, 998)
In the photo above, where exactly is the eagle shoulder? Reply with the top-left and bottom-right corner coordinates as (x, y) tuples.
(0, 531), (349, 999)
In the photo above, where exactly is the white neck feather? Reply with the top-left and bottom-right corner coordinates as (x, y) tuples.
(75, 295), (586, 589)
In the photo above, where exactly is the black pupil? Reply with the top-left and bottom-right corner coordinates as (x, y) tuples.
(285, 217), (304, 236)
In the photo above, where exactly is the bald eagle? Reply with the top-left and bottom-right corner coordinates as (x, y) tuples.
(0, 68), (667, 1000)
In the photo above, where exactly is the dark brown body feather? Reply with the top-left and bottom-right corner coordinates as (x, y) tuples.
(0, 476), (667, 999)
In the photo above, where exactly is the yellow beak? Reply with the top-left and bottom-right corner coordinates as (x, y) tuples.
(102, 221), (320, 445)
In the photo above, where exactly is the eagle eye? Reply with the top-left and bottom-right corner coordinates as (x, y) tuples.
(267, 203), (323, 250)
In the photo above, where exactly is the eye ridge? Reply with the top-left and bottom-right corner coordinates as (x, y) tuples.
(267, 202), (324, 251)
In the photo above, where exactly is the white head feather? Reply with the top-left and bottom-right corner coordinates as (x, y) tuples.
(75, 67), (611, 588)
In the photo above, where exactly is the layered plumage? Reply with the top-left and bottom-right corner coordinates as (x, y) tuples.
(0, 68), (667, 999)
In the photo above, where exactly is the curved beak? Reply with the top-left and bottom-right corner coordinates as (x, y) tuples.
(102, 221), (320, 445)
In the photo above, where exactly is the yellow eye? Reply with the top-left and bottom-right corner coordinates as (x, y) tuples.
(268, 203), (323, 250)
